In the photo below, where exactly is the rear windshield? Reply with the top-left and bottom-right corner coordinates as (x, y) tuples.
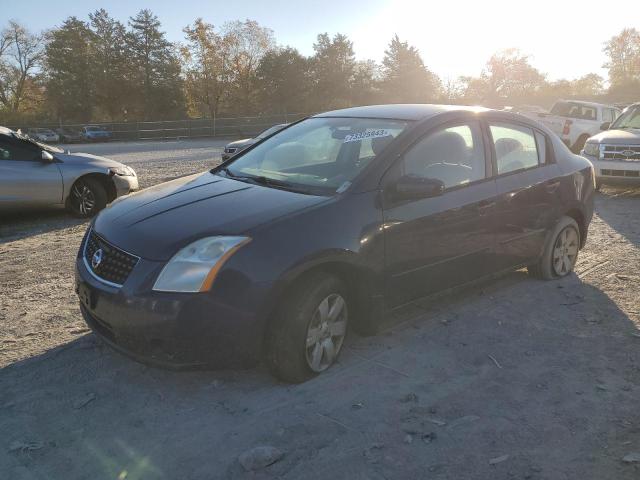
(221, 117), (409, 194)
(550, 102), (597, 121)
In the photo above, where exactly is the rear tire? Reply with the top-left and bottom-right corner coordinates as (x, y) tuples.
(265, 273), (349, 383)
(67, 177), (107, 218)
(528, 216), (580, 280)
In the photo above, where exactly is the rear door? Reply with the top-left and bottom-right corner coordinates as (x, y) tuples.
(0, 136), (63, 207)
(487, 120), (562, 270)
(382, 119), (499, 307)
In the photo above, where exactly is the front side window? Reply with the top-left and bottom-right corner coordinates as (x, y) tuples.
(223, 117), (409, 194)
(491, 123), (540, 174)
(400, 122), (486, 189)
(0, 137), (40, 161)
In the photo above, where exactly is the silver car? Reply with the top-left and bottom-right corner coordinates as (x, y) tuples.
(0, 127), (138, 217)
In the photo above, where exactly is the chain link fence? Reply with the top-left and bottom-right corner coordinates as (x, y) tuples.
(10, 112), (312, 142)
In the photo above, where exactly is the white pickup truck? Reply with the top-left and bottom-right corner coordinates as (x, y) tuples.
(524, 100), (621, 153)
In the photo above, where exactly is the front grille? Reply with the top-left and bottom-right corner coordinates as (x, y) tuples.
(602, 144), (640, 162)
(601, 169), (640, 177)
(83, 229), (139, 287)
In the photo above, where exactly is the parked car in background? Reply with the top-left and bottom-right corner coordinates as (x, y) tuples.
(82, 125), (112, 142)
(522, 100), (621, 153)
(221, 123), (288, 160)
(57, 127), (85, 143)
(26, 128), (60, 143)
(75, 104), (594, 382)
(503, 105), (548, 115)
(582, 102), (640, 187)
(0, 126), (137, 217)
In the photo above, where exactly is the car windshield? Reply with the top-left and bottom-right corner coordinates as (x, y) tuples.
(86, 126), (102, 132)
(14, 131), (63, 153)
(219, 117), (409, 194)
(256, 124), (285, 139)
(611, 105), (640, 129)
(550, 102), (597, 120)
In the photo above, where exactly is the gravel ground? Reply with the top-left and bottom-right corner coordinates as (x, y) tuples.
(1, 139), (640, 479)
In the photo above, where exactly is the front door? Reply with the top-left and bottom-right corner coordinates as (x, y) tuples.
(0, 136), (63, 208)
(382, 120), (498, 307)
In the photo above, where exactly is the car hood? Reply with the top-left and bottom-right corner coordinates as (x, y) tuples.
(55, 152), (124, 168)
(226, 138), (254, 149)
(93, 172), (329, 261)
(588, 128), (640, 144)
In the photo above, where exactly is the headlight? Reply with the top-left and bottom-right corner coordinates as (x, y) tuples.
(109, 166), (136, 177)
(152, 236), (251, 292)
(583, 142), (600, 158)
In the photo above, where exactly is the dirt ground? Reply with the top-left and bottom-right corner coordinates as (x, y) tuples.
(1, 140), (640, 479)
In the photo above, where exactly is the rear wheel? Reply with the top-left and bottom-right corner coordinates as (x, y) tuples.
(265, 273), (349, 383)
(528, 216), (580, 280)
(67, 178), (107, 218)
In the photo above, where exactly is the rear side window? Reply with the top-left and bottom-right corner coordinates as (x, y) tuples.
(490, 123), (540, 175)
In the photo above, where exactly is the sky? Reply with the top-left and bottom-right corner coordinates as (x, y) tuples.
(3, 0), (634, 82)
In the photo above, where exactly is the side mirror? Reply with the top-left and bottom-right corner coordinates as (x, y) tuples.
(41, 150), (54, 162)
(391, 175), (445, 201)
(600, 122), (610, 131)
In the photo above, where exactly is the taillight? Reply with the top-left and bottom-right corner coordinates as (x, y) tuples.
(562, 120), (572, 136)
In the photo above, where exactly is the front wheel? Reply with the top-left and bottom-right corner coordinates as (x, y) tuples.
(265, 273), (349, 383)
(528, 216), (581, 280)
(67, 178), (107, 218)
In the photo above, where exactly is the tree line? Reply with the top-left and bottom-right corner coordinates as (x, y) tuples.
(1, 9), (639, 125)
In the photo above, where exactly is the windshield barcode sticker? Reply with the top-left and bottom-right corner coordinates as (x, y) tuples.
(343, 129), (390, 143)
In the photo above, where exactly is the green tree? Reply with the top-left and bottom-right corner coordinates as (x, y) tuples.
(127, 9), (184, 119)
(89, 9), (131, 121)
(310, 33), (355, 109)
(255, 46), (310, 114)
(351, 59), (379, 106)
(182, 18), (228, 118)
(44, 17), (95, 122)
(380, 35), (440, 103)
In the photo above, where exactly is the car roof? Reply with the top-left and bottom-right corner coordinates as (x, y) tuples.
(313, 104), (490, 121)
(557, 99), (616, 109)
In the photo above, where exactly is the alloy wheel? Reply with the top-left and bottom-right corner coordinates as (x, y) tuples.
(305, 293), (347, 372)
(552, 226), (579, 276)
(72, 183), (96, 216)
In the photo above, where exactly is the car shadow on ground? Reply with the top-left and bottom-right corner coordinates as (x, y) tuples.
(2, 271), (639, 479)
(596, 187), (640, 248)
(0, 209), (87, 243)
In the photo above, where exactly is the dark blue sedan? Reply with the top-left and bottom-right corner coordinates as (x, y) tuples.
(75, 104), (595, 382)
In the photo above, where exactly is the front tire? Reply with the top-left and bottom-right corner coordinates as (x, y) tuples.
(67, 178), (107, 218)
(528, 216), (580, 280)
(265, 273), (349, 383)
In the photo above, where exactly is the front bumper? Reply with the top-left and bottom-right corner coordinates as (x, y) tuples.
(112, 174), (139, 197)
(75, 252), (266, 368)
(584, 154), (640, 184)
